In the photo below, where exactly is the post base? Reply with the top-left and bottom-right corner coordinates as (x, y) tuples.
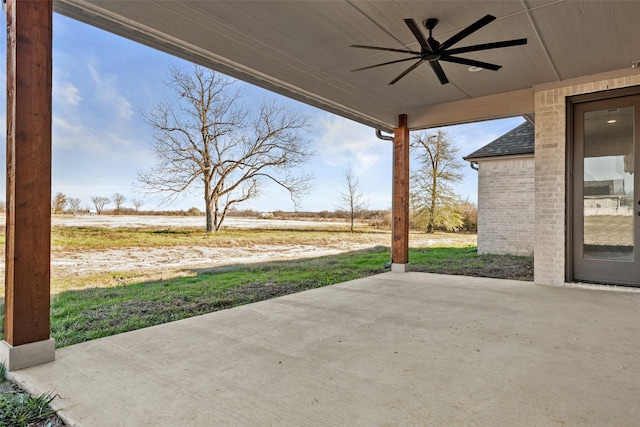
(391, 263), (410, 273)
(0, 339), (55, 371)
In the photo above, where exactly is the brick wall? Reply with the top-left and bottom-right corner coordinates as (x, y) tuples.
(534, 72), (640, 285)
(477, 156), (534, 256)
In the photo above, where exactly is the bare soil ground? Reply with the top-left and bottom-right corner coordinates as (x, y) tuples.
(410, 254), (534, 280)
(50, 243), (373, 277)
(49, 234), (477, 278)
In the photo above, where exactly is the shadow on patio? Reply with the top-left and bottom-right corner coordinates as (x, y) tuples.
(9, 272), (640, 426)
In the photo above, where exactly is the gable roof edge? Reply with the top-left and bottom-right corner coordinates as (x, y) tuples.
(463, 121), (534, 161)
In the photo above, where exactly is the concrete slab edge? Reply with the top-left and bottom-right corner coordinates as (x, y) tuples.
(0, 338), (55, 371)
(7, 368), (81, 427)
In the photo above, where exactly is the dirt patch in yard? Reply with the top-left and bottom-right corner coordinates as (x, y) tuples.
(39, 218), (478, 290)
(49, 233), (478, 278)
(49, 243), (378, 278)
(411, 254), (534, 281)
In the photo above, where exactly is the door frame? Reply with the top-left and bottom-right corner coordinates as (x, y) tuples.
(566, 85), (640, 284)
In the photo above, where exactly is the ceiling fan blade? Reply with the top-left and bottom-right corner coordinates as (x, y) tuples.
(350, 44), (421, 55)
(445, 38), (527, 55)
(351, 56), (421, 72)
(389, 59), (424, 85)
(429, 61), (449, 85)
(438, 14), (496, 52)
(404, 18), (431, 51)
(439, 55), (502, 71)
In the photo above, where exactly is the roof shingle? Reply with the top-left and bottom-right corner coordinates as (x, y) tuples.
(463, 121), (534, 161)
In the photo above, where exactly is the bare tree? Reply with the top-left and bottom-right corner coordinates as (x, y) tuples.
(131, 198), (144, 212)
(52, 192), (67, 214)
(337, 167), (368, 232)
(91, 196), (111, 215)
(138, 65), (314, 232)
(112, 193), (127, 214)
(68, 198), (82, 215)
(410, 130), (464, 233)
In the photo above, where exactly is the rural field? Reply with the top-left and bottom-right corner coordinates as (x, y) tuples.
(0, 214), (477, 293)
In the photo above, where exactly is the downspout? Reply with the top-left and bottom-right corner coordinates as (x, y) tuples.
(522, 113), (535, 126)
(376, 129), (394, 141)
(376, 128), (395, 269)
(469, 161), (479, 171)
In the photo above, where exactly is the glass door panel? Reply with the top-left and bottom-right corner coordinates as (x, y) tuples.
(583, 106), (634, 260)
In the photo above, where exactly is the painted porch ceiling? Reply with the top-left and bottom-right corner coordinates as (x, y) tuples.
(53, 0), (640, 132)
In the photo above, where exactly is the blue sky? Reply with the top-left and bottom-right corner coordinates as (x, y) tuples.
(0, 14), (524, 212)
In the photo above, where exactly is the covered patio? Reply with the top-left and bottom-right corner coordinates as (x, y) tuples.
(9, 273), (640, 426)
(3, 7), (640, 427)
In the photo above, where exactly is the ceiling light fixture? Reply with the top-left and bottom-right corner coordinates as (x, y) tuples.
(607, 119), (617, 124)
(468, 66), (483, 72)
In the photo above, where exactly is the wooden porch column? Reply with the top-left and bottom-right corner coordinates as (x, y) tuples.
(0, 0), (55, 371)
(391, 114), (410, 272)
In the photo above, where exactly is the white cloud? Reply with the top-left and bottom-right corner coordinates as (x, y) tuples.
(314, 114), (388, 176)
(52, 112), (151, 167)
(87, 61), (134, 120)
(54, 81), (81, 107)
(51, 61), (151, 163)
(307, 113), (394, 211)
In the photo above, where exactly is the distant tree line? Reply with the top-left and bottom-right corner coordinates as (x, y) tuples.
(225, 207), (392, 229)
(229, 205), (476, 232)
(51, 192), (147, 215)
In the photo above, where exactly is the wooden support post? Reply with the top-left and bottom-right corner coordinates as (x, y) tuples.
(1, 0), (55, 370)
(392, 114), (410, 272)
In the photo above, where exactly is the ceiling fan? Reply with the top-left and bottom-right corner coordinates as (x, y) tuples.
(351, 14), (527, 85)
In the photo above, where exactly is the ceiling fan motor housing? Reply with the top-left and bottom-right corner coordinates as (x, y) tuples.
(424, 18), (439, 30)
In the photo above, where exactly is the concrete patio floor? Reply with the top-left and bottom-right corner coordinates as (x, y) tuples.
(9, 272), (640, 426)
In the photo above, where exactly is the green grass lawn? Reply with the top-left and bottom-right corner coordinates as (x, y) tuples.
(0, 245), (532, 348)
(0, 375), (58, 427)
